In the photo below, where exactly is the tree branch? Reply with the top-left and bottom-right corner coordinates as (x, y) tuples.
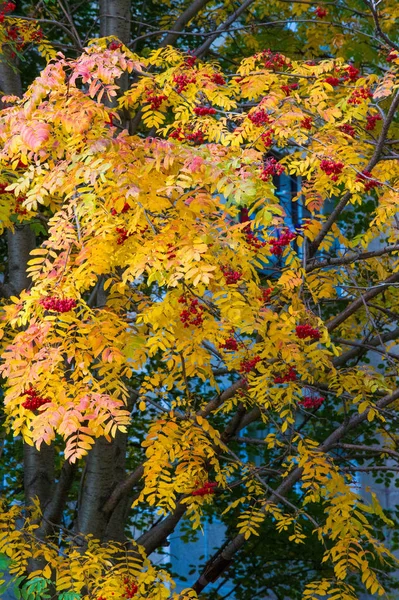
(306, 244), (399, 272)
(195, 0), (257, 58)
(160, 0), (211, 47)
(192, 385), (399, 593)
(309, 89), (399, 257)
(326, 271), (399, 333)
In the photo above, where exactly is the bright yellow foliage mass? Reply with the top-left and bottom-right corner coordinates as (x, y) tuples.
(0, 32), (399, 600)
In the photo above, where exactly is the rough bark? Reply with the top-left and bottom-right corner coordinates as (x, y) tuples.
(100, 0), (131, 96)
(0, 55), (22, 98)
(100, 0), (131, 43)
(76, 432), (127, 542)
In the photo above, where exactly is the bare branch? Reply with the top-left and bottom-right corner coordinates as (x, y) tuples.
(192, 385), (399, 593)
(363, 0), (399, 51)
(160, 0), (211, 47)
(306, 244), (399, 272)
(195, 0), (257, 58)
(309, 89), (399, 256)
(326, 271), (399, 333)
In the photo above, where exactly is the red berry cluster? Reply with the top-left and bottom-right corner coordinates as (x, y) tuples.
(240, 356), (261, 374)
(261, 129), (274, 147)
(245, 231), (266, 250)
(343, 65), (360, 82)
(116, 227), (130, 244)
(301, 117), (313, 130)
(184, 54), (197, 68)
(169, 127), (184, 140)
(259, 49), (290, 70)
(339, 123), (356, 137)
(0, 183), (8, 194)
(365, 113), (382, 131)
(15, 196), (28, 216)
(220, 337), (239, 351)
(109, 40), (122, 50)
(261, 287), (273, 303)
(260, 157), (285, 180)
(123, 578), (138, 599)
(221, 266), (242, 285)
(173, 73), (196, 93)
(299, 395), (324, 409)
(179, 296), (204, 328)
(386, 51), (398, 63)
(274, 366), (297, 384)
(146, 90), (167, 110)
(295, 324), (321, 340)
(21, 388), (50, 411)
(320, 159), (344, 180)
(315, 6), (328, 18)
(191, 481), (217, 496)
(240, 207), (250, 222)
(281, 83), (299, 96)
(269, 230), (296, 256)
(3, 21), (43, 55)
(30, 29), (44, 42)
(40, 297), (77, 312)
(348, 87), (372, 105)
(111, 202), (130, 216)
(206, 73), (226, 85)
(355, 170), (381, 192)
(324, 76), (340, 87)
(194, 106), (216, 116)
(0, 2), (15, 22)
(248, 109), (272, 126)
(185, 130), (205, 144)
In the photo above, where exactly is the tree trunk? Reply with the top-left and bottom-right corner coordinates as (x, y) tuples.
(73, 1), (132, 543)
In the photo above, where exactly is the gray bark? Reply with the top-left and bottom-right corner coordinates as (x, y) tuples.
(0, 55), (22, 98)
(100, 0), (131, 43)
(76, 432), (127, 541)
(24, 444), (55, 510)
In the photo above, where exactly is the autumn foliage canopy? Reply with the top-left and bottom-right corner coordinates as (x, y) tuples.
(0, 2), (399, 599)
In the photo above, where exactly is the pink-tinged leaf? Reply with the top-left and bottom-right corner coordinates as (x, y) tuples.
(20, 121), (50, 151)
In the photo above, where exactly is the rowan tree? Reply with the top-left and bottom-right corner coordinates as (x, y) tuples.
(0, 2), (399, 600)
